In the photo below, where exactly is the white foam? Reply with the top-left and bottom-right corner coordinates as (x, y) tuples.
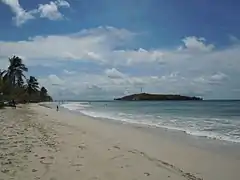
(61, 102), (91, 111)
(185, 130), (240, 143)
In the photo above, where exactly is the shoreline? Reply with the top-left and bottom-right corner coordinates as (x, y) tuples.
(57, 101), (240, 144)
(48, 102), (240, 148)
(42, 102), (240, 158)
(1, 104), (240, 180)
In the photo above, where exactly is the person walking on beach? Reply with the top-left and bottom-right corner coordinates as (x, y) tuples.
(56, 105), (59, 111)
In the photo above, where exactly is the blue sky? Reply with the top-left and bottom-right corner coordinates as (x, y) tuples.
(1, 0), (240, 99)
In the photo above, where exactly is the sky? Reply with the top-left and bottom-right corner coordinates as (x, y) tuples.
(1, 0), (240, 100)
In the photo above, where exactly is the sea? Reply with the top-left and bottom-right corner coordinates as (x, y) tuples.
(60, 100), (240, 144)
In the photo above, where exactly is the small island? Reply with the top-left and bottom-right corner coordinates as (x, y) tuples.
(114, 93), (203, 101)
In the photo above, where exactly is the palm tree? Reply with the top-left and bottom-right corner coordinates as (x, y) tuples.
(0, 69), (4, 77)
(0, 70), (3, 97)
(0, 69), (5, 83)
(0, 70), (6, 96)
(40, 86), (50, 101)
(4, 56), (28, 87)
(0, 70), (3, 83)
(16, 76), (24, 87)
(26, 76), (39, 97)
(40, 87), (48, 97)
(0, 57), (53, 103)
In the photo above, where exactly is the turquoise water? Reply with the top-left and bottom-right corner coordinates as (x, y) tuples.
(61, 100), (240, 143)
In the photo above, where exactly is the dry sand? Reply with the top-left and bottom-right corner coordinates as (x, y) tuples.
(0, 104), (240, 180)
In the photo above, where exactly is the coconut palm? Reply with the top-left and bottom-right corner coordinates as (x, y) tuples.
(4, 56), (28, 87)
(0, 70), (3, 94)
(0, 70), (6, 96)
(1, 56), (52, 103)
(26, 76), (39, 96)
(16, 76), (24, 87)
(40, 87), (48, 97)
(0, 69), (5, 82)
(40, 86), (50, 101)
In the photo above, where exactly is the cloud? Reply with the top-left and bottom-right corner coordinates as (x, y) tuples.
(38, 0), (70, 20)
(63, 69), (76, 75)
(1, 26), (240, 99)
(56, 0), (70, 7)
(0, 0), (70, 25)
(0, 0), (35, 26)
(38, 70), (212, 100)
(229, 35), (240, 44)
(105, 68), (125, 79)
(48, 74), (65, 85)
(0, 28), (220, 69)
(210, 72), (228, 81)
(180, 36), (215, 52)
(0, 26), (135, 65)
(194, 72), (228, 85)
(37, 64), (238, 100)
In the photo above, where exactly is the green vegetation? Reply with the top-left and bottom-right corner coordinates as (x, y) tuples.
(0, 56), (52, 104)
(114, 93), (203, 101)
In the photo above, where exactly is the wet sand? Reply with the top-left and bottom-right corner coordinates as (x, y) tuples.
(0, 104), (240, 180)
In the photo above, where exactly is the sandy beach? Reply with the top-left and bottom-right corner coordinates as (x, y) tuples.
(0, 104), (240, 180)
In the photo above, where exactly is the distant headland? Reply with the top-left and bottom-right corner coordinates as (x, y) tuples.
(114, 93), (203, 101)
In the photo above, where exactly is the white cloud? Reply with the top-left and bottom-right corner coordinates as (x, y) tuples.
(37, 65), (239, 100)
(63, 69), (76, 75)
(38, 0), (70, 20)
(229, 35), (240, 44)
(210, 72), (227, 81)
(56, 0), (70, 7)
(0, 0), (70, 25)
(194, 72), (228, 85)
(0, 28), (220, 69)
(0, 0), (35, 26)
(48, 74), (65, 85)
(105, 68), (125, 79)
(1, 26), (240, 99)
(0, 26), (135, 65)
(38, 2), (63, 20)
(38, 71), (212, 100)
(180, 36), (215, 52)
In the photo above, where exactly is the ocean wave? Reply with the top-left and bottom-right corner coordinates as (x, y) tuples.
(61, 102), (91, 111)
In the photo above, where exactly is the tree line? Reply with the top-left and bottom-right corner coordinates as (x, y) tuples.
(0, 56), (52, 105)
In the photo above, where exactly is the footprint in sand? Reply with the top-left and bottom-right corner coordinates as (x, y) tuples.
(49, 156), (54, 160)
(144, 172), (150, 176)
(72, 163), (83, 167)
(40, 159), (52, 165)
(32, 169), (38, 172)
(1, 168), (10, 173)
(113, 145), (120, 150)
(89, 177), (99, 180)
(78, 144), (86, 150)
(50, 177), (57, 180)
